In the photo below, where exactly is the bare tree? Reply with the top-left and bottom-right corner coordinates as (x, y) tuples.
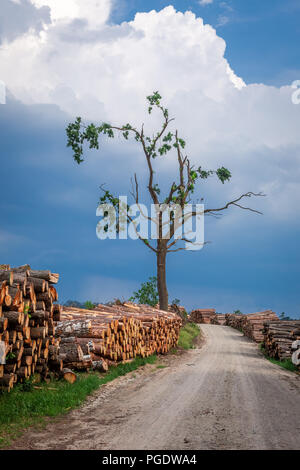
(66, 92), (264, 310)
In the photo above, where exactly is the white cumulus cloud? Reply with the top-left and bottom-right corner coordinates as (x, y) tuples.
(0, 4), (299, 226)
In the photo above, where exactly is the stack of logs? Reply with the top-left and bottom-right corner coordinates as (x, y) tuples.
(211, 314), (226, 326)
(55, 302), (182, 370)
(0, 265), (62, 392)
(189, 309), (216, 324)
(225, 310), (279, 342)
(224, 313), (244, 331)
(262, 320), (300, 362)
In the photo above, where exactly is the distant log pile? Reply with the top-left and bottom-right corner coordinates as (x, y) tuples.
(211, 314), (226, 326)
(56, 302), (182, 370)
(225, 313), (244, 331)
(0, 265), (62, 392)
(225, 310), (279, 342)
(262, 320), (300, 362)
(189, 309), (216, 324)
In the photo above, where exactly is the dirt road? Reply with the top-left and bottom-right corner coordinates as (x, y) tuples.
(9, 325), (300, 450)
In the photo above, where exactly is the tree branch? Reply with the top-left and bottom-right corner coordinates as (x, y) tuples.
(203, 192), (265, 216)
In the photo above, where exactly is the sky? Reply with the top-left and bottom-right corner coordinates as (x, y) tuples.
(0, 0), (300, 316)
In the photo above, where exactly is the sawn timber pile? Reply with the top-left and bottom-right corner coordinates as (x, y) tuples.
(189, 309), (216, 324)
(56, 303), (182, 369)
(225, 310), (279, 342)
(262, 320), (300, 362)
(0, 265), (62, 392)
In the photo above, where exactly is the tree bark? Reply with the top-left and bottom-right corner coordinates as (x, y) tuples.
(157, 242), (168, 311)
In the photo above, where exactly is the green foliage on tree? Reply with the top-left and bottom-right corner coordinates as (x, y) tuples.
(279, 312), (295, 321)
(129, 276), (159, 307)
(84, 301), (96, 310)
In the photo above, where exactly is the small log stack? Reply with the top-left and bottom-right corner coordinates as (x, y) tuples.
(189, 309), (216, 324)
(0, 265), (62, 392)
(225, 313), (244, 330)
(211, 314), (226, 326)
(262, 320), (300, 362)
(55, 302), (182, 370)
(225, 310), (279, 342)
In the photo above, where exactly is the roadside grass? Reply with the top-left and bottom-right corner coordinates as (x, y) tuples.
(260, 345), (298, 373)
(0, 354), (157, 448)
(178, 322), (201, 350)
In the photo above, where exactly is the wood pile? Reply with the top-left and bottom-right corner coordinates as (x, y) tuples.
(56, 302), (182, 370)
(189, 309), (216, 324)
(211, 314), (226, 326)
(225, 313), (244, 330)
(0, 265), (62, 392)
(225, 310), (279, 342)
(262, 320), (300, 361)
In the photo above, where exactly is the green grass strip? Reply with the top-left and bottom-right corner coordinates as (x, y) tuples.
(0, 354), (157, 448)
(260, 345), (298, 372)
(178, 322), (201, 350)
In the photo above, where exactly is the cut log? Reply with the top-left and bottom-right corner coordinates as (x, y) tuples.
(53, 303), (62, 321)
(61, 368), (77, 384)
(0, 317), (8, 333)
(59, 342), (84, 363)
(55, 320), (92, 338)
(3, 295), (12, 308)
(30, 327), (46, 339)
(29, 270), (59, 284)
(92, 359), (108, 372)
(0, 373), (14, 387)
(49, 286), (58, 301)
(0, 271), (13, 286)
(26, 277), (47, 293)
(10, 265), (30, 275)
(4, 311), (23, 326)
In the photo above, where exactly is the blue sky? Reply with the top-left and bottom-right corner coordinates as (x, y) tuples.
(0, 0), (299, 317)
(112, 0), (300, 85)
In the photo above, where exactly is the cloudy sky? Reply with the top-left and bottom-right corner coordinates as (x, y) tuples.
(1, 0), (300, 316)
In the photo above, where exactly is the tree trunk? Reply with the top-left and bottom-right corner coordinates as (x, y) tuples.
(157, 243), (168, 311)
